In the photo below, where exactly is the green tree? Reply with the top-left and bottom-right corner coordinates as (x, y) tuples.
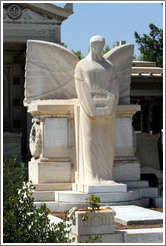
(72, 49), (84, 59)
(103, 44), (111, 55)
(3, 156), (74, 243)
(134, 23), (163, 67)
(112, 41), (120, 48)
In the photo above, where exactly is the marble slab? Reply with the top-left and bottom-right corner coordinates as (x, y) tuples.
(111, 205), (163, 225)
(72, 182), (127, 193)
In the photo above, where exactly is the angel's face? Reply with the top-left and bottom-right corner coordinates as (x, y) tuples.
(91, 41), (104, 56)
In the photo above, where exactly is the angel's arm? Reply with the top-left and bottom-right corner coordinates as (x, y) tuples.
(75, 77), (96, 118)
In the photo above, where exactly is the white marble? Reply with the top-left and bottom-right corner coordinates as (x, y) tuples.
(34, 198), (150, 212)
(70, 207), (116, 235)
(129, 187), (158, 198)
(69, 228), (163, 243)
(123, 180), (149, 188)
(113, 162), (140, 182)
(75, 35), (119, 183)
(33, 191), (55, 201)
(69, 231), (124, 243)
(110, 205), (163, 225)
(123, 228), (163, 243)
(54, 190), (141, 203)
(24, 40), (79, 105)
(29, 160), (71, 183)
(29, 118), (42, 159)
(114, 117), (133, 156)
(72, 182), (127, 193)
(104, 43), (134, 105)
(43, 118), (69, 159)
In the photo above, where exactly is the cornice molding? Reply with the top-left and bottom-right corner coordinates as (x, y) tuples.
(3, 3), (73, 22)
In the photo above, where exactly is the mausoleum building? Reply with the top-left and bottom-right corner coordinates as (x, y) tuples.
(3, 3), (73, 163)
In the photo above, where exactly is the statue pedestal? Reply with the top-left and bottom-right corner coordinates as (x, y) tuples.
(28, 99), (78, 190)
(28, 100), (158, 211)
(74, 103), (141, 185)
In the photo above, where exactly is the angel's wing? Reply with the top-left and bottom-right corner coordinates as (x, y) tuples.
(104, 44), (134, 105)
(24, 40), (79, 105)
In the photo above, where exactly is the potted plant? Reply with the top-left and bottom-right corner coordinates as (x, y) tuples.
(68, 194), (116, 236)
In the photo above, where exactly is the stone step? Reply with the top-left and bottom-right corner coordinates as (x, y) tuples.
(34, 198), (150, 212)
(35, 183), (72, 191)
(70, 228), (163, 243)
(33, 191), (55, 201)
(129, 187), (158, 198)
(72, 182), (127, 193)
(150, 197), (163, 208)
(123, 180), (149, 188)
(110, 205), (163, 226)
(33, 190), (141, 203)
(123, 228), (163, 243)
(54, 190), (141, 203)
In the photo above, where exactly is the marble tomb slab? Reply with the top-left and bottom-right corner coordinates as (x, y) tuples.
(110, 205), (163, 225)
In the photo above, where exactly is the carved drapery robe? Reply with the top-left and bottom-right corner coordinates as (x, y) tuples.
(75, 56), (119, 183)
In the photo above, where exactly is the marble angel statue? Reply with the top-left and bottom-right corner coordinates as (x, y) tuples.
(24, 36), (134, 183)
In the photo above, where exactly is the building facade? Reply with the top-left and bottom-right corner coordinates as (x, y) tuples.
(3, 3), (73, 163)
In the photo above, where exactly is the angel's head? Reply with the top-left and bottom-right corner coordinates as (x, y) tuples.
(89, 35), (105, 57)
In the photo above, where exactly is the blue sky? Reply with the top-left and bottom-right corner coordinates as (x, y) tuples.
(54, 2), (163, 58)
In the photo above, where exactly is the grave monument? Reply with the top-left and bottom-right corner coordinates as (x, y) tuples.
(74, 36), (119, 183)
(24, 36), (159, 211)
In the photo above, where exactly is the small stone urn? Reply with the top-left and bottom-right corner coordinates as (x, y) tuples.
(68, 206), (116, 236)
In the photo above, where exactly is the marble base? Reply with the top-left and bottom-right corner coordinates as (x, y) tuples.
(54, 190), (141, 203)
(72, 182), (127, 193)
(113, 160), (141, 182)
(29, 159), (71, 183)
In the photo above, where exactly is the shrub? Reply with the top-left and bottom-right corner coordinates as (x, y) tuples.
(3, 156), (74, 243)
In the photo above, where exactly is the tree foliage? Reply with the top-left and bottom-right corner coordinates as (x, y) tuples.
(134, 23), (163, 67)
(72, 49), (84, 59)
(3, 156), (74, 243)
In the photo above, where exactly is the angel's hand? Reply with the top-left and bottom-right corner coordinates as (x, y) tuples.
(76, 79), (118, 118)
(92, 90), (117, 118)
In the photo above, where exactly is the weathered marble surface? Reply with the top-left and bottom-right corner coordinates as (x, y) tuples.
(29, 118), (42, 159)
(24, 41), (79, 105)
(29, 160), (71, 183)
(104, 43), (134, 105)
(75, 36), (119, 183)
(70, 207), (116, 235)
(111, 205), (163, 225)
(43, 118), (69, 159)
(24, 38), (134, 106)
